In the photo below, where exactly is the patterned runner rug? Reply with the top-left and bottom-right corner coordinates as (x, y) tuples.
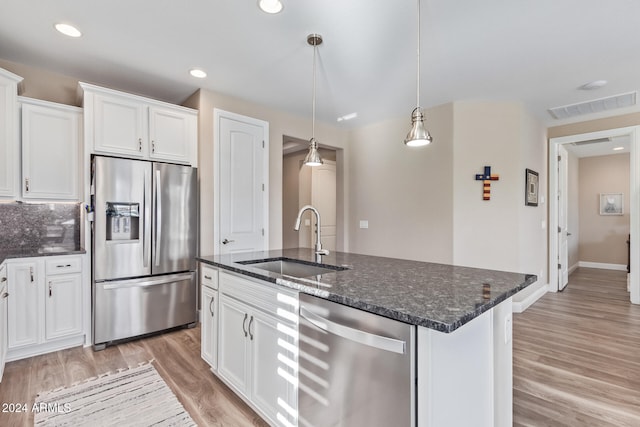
(34, 363), (196, 426)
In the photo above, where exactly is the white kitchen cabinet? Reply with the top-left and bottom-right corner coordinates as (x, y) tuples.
(0, 68), (23, 198)
(80, 82), (197, 165)
(217, 271), (298, 427)
(201, 285), (219, 369)
(149, 105), (194, 164)
(45, 274), (83, 341)
(20, 98), (82, 200)
(7, 261), (39, 349)
(0, 264), (9, 382)
(6, 255), (84, 361)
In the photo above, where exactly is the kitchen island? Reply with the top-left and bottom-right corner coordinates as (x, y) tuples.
(198, 248), (536, 427)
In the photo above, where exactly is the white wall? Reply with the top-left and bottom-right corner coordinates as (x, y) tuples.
(346, 104), (455, 263)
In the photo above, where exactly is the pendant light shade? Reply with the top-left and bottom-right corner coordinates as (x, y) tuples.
(404, 0), (433, 147)
(304, 34), (324, 167)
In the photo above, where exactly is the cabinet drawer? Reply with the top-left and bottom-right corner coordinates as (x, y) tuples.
(219, 271), (298, 321)
(201, 264), (218, 290)
(45, 256), (82, 275)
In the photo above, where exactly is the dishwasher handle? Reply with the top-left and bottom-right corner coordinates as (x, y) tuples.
(300, 306), (406, 354)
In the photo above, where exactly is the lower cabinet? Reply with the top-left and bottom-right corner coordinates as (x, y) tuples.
(6, 255), (84, 361)
(0, 264), (8, 382)
(201, 285), (218, 369)
(216, 271), (298, 427)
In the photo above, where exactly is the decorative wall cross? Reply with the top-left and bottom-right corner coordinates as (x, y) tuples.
(475, 166), (500, 200)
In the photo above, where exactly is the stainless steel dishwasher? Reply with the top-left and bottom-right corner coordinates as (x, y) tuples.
(298, 293), (415, 427)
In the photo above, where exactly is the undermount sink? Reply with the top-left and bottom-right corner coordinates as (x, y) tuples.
(238, 258), (347, 278)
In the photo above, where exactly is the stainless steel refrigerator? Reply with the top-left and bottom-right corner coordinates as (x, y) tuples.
(92, 156), (197, 349)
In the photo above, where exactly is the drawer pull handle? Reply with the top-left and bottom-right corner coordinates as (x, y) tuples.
(56, 264), (72, 268)
(2, 292), (8, 299)
(248, 315), (254, 341)
(209, 296), (215, 317)
(204, 275), (212, 280)
(242, 313), (248, 337)
(30, 267), (34, 282)
(1, 277), (6, 282)
(49, 281), (52, 297)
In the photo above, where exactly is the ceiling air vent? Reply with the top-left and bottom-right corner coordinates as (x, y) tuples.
(548, 91), (637, 120)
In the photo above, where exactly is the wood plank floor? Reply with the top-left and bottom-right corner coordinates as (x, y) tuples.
(513, 267), (640, 426)
(0, 325), (268, 427)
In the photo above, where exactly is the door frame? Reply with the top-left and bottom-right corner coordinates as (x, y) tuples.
(548, 125), (640, 304)
(213, 108), (269, 255)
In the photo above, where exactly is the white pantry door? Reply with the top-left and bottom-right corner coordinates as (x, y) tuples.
(310, 160), (336, 251)
(215, 110), (269, 255)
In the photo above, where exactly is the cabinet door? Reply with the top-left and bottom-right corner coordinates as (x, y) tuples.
(0, 70), (21, 198)
(0, 267), (8, 382)
(45, 274), (82, 340)
(21, 101), (81, 200)
(7, 262), (39, 348)
(148, 106), (192, 163)
(251, 309), (297, 426)
(201, 286), (218, 369)
(218, 295), (250, 396)
(93, 93), (147, 157)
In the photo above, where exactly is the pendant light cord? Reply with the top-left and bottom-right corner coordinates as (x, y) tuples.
(312, 42), (317, 139)
(416, 0), (421, 109)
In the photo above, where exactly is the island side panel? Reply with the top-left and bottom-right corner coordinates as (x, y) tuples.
(417, 308), (494, 427)
(492, 298), (513, 427)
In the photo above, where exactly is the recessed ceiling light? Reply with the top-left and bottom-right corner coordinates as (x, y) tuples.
(258, 0), (283, 14)
(337, 112), (358, 122)
(579, 80), (608, 90)
(189, 69), (207, 78)
(613, 146), (625, 151)
(54, 23), (82, 38)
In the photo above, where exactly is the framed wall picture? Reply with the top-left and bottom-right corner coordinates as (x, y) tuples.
(599, 193), (624, 215)
(525, 169), (539, 206)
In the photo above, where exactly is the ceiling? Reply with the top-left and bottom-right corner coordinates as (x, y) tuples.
(565, 135), (631, 158)
(2, 0), (640, 130)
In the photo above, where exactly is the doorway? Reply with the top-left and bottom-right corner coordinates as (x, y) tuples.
(282, 135), (338, 251)
(549, 126), (640, 304)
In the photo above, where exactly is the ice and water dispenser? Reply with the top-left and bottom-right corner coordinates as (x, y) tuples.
(105, 202), (140, 241)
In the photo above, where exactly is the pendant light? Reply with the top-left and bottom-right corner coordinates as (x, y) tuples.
(404, 0), (433, 147)
(304, 34), (324, 166)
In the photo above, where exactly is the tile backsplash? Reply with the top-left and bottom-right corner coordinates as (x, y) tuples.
(0, 202), (81, 251)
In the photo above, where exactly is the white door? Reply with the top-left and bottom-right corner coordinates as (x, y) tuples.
(216, 110), (268, 254)
(558, 145), (569, 290)
(201, 285), (218, 369)
(218, 295), (250, 396)
(250, 309), (297, 427)
(311, 160), (337, 251)
(7, 262), (40, 348)
(21, 100), (81, 200)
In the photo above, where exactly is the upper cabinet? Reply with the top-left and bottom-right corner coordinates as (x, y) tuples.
(79, 82), (197, 166)
(0, 69), (23, 198)
(20, 98), (82, 200)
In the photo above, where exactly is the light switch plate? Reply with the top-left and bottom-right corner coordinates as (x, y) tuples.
(359, 220), (369, 229)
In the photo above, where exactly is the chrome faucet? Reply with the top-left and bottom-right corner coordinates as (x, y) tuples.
(294, 205), (330, 258)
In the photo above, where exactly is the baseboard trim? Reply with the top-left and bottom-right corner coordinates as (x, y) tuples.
(512, 283), (548, 313)
(578, 261), (627, 271)
(568, 262), (580, 274)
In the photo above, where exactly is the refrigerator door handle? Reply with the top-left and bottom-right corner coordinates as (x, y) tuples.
(155, 169), (162, 267)
(143, 169), (150, 267)
(300, 306), (406, 354)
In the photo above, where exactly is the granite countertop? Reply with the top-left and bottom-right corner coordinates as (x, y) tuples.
(198, 248), (537, 333)
(0, 246), (86, 265)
